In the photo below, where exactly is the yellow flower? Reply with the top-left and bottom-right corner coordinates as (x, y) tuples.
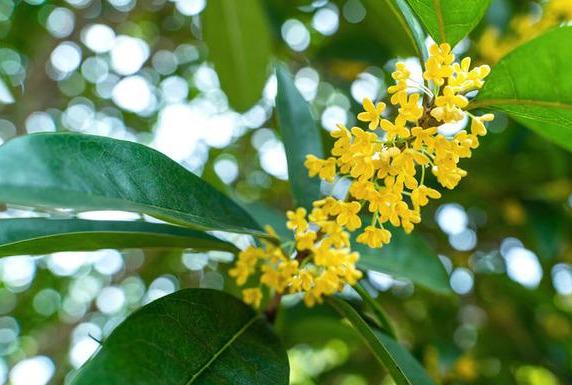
(242, 288), (263, 308)
(392, 63), (410, 81)
(381, 117), (410, 141)
(336, 201), (362, 231)
(411, 126), (437, 150)
(290, 269), (314, 292)
(313, 196), (341, 216)
(286, 208), (308, 232)
(411, 185), (441, 207)
(331, 124), (352, 157)
(356, 226), (392, 248)
(308, 207), (328, 224)
(305, 155), (337, 182)
(388, 81), (408, 105)
(320, 221), (350, 248)
(429, 43), (455, 65)
(470, 114), (495, 136)
(357, 98), (386, 130)
(396, 93), (423, 122)
(349, 180), (376, 200)
(432, 163), (467, 189)
(431, 86), (468, 123)
(435, 86), (468, 109)
(229, 246), (264, 285)
(295, 231), (317, 251)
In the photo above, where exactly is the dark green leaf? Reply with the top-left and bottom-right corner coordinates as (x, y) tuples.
(242, 202), (291, 240)
(470, 27), (572, 152)
(357, 229), (451, 294)
(0, 133), (264, 236)
(275, 64), (324, 210)
(71, 289), (289, 385)
(405, 0), (491, 45)
(363, 0), (428, 60)
(203, 0), (271, 112)
(327, 296), (437, 385)
(0, 218), (238, 256)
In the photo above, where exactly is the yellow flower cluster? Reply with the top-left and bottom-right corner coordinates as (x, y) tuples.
(306, 43), (493, 248)
(230, 219), (362, 307)
(479, 0), (572, 63)
(230, 43), (494, 308)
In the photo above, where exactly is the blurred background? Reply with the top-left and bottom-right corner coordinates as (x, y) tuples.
(0, 0), (571, 384)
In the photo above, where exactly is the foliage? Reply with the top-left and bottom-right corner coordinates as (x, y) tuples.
(0, 1), (571, 385)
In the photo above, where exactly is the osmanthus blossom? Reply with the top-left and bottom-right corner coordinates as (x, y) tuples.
(231, 43), (494, 308)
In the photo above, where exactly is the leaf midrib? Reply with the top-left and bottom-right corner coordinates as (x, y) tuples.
(468, 98), (572, 111)
(431, 0), (446, 42)
(185, 315), (262, 384)
(327, 297), (414, 385)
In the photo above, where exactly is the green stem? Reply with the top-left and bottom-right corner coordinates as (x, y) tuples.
(354, 283), (397, 338)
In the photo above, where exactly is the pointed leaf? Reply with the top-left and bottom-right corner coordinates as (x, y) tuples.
(405, 0), (491, 45)
(470, 27), (572, 152)
(0, 218), (238, 256)
(357, 229), (451, 294)
(275, 64), (324, 210)
(71, 289), (289, 385)
(203, 0), (271, 112)
(0, 133), (264, 236)
(327, 296), (437, 385)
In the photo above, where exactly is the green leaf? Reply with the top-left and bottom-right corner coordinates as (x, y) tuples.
(275, 64), (324, 210)
(356, 229), (451, 294)
(0, 218), (238, 256)
(203, 0), (271, 112)
(327, 296), (437, 385)
(0, 133), (264, 237)
(71, 289), (289, 385)
(242, 202), (291, 240)
(405, 0), (491, 45)
(362, 0), (428, 60)
(470, 27), (572, 152)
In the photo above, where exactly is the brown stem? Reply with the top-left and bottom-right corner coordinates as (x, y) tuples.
(264, 293), (282, 324)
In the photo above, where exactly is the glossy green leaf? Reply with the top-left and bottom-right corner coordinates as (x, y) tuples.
(203, 0), (271, 112)
(0, 133), (265, 236)
(470, 27), (572, 152)
(357, 229), (451, 294)
(405, 0), (491, 45)
(327, 296), (437, 385)
(275, 64), (324, 210)
(0, 218), (238, 256)
(363, 0), (428, 60)
(71, 289), (289, 385)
